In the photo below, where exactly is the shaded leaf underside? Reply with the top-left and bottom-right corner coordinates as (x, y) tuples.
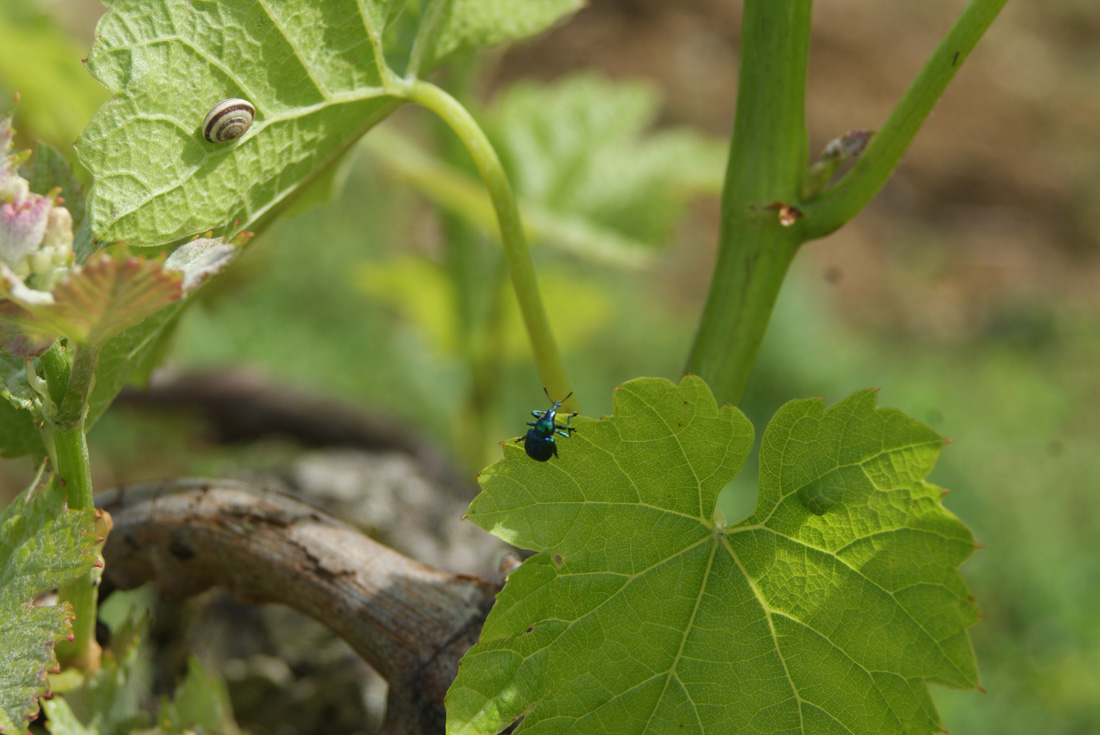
(77, 0), (400, 246)
(76, 0), (588, 249)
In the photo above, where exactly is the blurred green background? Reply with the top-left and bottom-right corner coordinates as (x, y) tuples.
(2, 1), (1099, 733)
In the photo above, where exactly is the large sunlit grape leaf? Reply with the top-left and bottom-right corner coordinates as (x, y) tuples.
(448, 376), (980, 735)
(0, 484), (99, 733)
(75, 0), (583, 248)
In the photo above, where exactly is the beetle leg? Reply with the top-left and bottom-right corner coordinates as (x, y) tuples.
(554, 413), (580, 435)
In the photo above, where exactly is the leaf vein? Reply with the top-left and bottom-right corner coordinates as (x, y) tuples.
(254, 0), (332, 99)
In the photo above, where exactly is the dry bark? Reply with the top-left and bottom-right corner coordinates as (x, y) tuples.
(99, 478), (498, 735)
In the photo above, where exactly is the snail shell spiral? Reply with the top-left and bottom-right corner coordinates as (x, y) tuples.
(202, 99), (255, 143)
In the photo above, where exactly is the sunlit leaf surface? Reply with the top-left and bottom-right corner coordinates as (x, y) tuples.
(449, 376), (980, 735)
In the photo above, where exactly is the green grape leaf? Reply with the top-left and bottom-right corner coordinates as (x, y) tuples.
(76, 0), (403, 247)
(150, 658), (241, 735)
(0, 399), (42, 458)
(0, 484), (99, 733)
(485, 74), (727, 248)
(81, 238), (242, 427)
(22, 143), (86, 235)
(36, 255), (183, 347)
(0, 250), (213, 355)
(75, 0), (583, 248)
(41, 615), (153, 735)
(42, 696), (97, 735)
(0, 353), (43, 459)
(41, 643), (240, 735)
(411, 0), (584, 75)
(0, 352), (37, 412)
(85, 300), (186, 432)
(448, 376), (980, 735)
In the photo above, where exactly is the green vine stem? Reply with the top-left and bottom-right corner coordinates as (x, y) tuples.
(396, 78), (578, 413)
(685, 0), (1007, 406)
(683, 0), (813, 406)
(41, 340), (101, 668)
(43, 342), (98, 508)
(802, 0), (1010, 238)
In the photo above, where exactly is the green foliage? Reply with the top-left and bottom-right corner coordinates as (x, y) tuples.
(361, 73), (725, 267)
(7, 255), (183, 349)
(409, 0), (584, 75)
(0, 353), (44, 458)
(42, 620), (241, 735)
(75, 0), (584, 249)
(43, 696), (97, 735)
(0, 398), (41, 457)
(22, 143), (87, 233)
(43, 616), (150, 735)
(1, 1), (1004, 731)
(0, 0), (108, 152)
(76, 0), (399, 246)
(356, 257), (612, 360)
(449, 377), (979, 734)
(362, 126), (659, 268)
(148, 658), (240, 735)
(0, 482), (99, 733)
(486, 74), (725, 248)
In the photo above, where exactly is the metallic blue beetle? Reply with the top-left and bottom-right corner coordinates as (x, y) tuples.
(517, 388), (577, 461)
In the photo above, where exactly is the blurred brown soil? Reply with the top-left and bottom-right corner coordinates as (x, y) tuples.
(496, 0), (1100, 343)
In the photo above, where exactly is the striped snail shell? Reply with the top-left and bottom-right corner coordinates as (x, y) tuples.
(202, 98), (255, 143)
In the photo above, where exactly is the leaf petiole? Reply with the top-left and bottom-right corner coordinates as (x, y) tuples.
(395, 78), (577, 412)
(801, 0), (1010, 238)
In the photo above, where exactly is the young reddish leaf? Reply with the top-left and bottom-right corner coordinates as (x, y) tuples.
(33, 254), (182, 347)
